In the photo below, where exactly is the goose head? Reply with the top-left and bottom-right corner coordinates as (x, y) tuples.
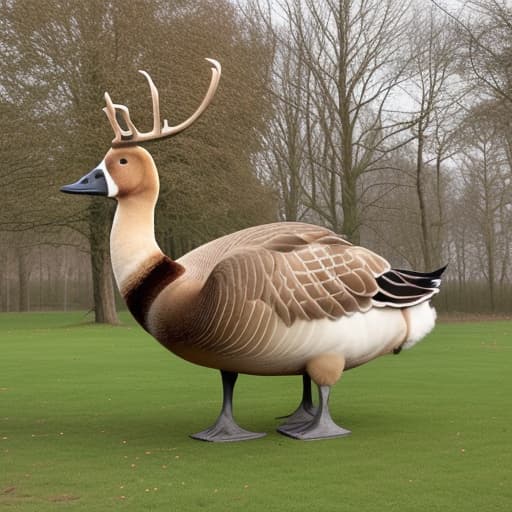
(60, 59), (221, 201)
(60, 145), (159, 203)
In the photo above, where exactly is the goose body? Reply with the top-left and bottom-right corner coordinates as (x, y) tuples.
(61, 61), (444, 441)
(138, 222), (433, 376)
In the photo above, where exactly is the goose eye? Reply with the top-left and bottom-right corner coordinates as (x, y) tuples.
(120, 158), (128, 165)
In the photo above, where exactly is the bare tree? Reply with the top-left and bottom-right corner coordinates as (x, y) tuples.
(455, 104), (512, 310)
(253, 25), (311, 222)
(249, 0), (418, 243)
(431, 0), (512, 106)
(403, 4), (465, 269)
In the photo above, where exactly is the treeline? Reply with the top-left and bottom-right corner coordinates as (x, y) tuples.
(1, 0), (511, 318)
(0, 244), (93, 312)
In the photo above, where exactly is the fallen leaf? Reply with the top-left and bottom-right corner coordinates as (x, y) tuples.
(2, 487), (16, 495)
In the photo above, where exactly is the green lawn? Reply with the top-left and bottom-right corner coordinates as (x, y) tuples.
(1, 312), (511, 511)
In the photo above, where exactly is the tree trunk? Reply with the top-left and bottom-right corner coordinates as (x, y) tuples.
(433, 152), (444, 267)
(484, 225), (496, 312)
(416, 131), (432, 270)
(5, 269), (10, 311)
(17, 247), (30, 312)
(89, 198), (119, 324)
(63, 248), (68, 312)
(341, 172), (359, 244)
(285, 162), (300, 222)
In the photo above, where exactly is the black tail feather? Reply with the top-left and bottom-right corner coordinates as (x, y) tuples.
(373, 265), (446, 308)
(391, 265), (447, 280)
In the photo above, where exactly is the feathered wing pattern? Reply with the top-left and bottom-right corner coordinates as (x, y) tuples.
(199, 228), (391, 333)
(194, 223), (445, 352)
(185, 224), (448, 366)
(372, 266), (447, 307)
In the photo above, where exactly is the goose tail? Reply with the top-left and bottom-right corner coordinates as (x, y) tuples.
(372, 265), (447, 308)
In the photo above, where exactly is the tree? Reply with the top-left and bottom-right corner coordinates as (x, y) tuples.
(249, 0), (419, 243)
(1, 0), (156, 322)
(455, 105), (512, 310)
(254, 32), (310, 222)
(0, 0), (276, 319)
(403, 4), (464, 269)
(431, 0), (512, 107)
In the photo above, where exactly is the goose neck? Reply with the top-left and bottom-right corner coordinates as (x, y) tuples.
(110, 196), (164, 289)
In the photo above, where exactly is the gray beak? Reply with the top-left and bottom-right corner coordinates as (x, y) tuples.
(60, 168), (108, 196)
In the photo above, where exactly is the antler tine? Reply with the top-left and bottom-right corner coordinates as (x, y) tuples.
(138, 70), (161, 135)
(103, 92), (140, 144)
(103, 92), (121, 140)
(103, 58), (222, 148)
(160, 58), (222, 137)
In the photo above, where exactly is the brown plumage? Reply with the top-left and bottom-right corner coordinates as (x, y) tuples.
(124, 254), (184, 327)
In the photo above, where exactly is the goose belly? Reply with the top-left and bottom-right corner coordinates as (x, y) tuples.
(170, 308), (408, 375)
(268, 308), (407, 372)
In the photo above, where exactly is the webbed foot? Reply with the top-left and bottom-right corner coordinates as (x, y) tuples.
(278, 385), (351, 440)
(190, 370), (266, 442)
(191, 413), (266, 442)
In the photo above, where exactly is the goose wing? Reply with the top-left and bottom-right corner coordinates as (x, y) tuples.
(200, 231), (390, 327)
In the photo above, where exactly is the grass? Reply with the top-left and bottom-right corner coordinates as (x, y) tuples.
(1, 312), (511, 511)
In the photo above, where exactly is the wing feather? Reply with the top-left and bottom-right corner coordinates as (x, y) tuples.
(201, 230), (390, 330)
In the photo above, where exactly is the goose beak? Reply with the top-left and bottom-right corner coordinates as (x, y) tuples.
(61, 167), (109, 196)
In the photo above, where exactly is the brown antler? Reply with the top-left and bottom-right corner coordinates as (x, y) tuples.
(103, 58), (221, 147)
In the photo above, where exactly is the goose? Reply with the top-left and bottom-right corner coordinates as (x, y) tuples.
(61, 59), (445, 442)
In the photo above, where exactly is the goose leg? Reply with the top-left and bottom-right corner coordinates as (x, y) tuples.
(280, 384), (351, 440)
(190, 370), (266, 442)
(276, 374), (317, 435)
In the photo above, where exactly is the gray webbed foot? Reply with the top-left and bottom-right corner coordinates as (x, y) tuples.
(278, 384), (351, 440)
(190, 370), (266, 442)
(277, 373), (317, 434)
(191, 411), (266, 442)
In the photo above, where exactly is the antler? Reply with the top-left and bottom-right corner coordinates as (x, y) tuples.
(103, 58), (221, 147)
